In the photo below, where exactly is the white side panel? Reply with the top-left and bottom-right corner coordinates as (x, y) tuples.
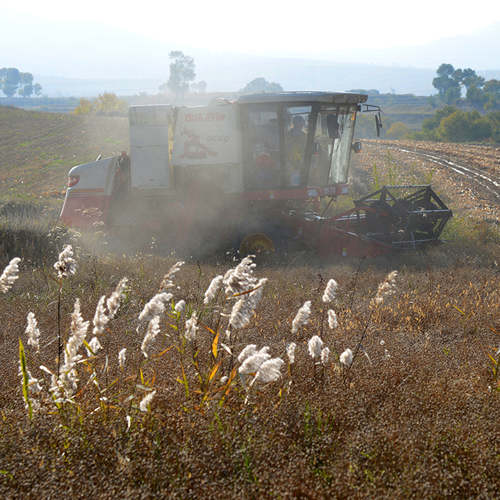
(172, 105), (241, 166)
(131, 145), (170, 188)
(130, 125), (169, 147)
(129, 105), (171, 189)
(68, 157), (116, 193)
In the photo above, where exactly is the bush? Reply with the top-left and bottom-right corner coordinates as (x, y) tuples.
(386, 121), (410, 139)
(437, 110), (492, 142)
(73, 98), (93, 115)
(73, 93), (127, 116)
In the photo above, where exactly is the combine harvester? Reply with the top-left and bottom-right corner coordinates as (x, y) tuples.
(60, 92), (452, 256)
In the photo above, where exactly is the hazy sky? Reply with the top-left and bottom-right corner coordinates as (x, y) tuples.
(5, 0), (500, 58)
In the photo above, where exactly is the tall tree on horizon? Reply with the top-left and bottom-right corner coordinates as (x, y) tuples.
(159, 51), (196, 100)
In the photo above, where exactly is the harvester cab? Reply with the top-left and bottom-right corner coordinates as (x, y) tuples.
(60, 92), (452, 256)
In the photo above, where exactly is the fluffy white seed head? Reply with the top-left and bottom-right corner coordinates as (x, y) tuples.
(321, 347), (330, 365)
(54, 245), (77, 279)
(327, 309), (338, 329)
(286, 342), (297, 364)
(53, 298), (89, 401)
(87, 336), (102, 355)
(174, 299), (186, 313)
(223, 256), (257, 295)
(18, 364), (43, 414)
(93, 295), (109, 336)
(253, 358), (284, 384)
(340, 348), (353, 367)
(106, 277), (128, 318)
(322, 279), (338, 303)
(184, 312), (198, 342)
(139, 390), (156, 412)
(291, 300), (311, 334)
(67, 299), (89, 357)
(229, 277), (267, 330)
(141, 316), (160, 358)
(25, 312), (40, 352)
(139, 292), (173, 322)
(238, 347), (271, 375)
(238, 344), (258, 363)
(0, 257), (21, 293)
(308, 335), (324, 359)
(203, 275), (223, 304)
(118, 348), (127, 368)
(372, 270), (398, 306)
(229, 298), (251, 330)
(159, 261), (185, 291)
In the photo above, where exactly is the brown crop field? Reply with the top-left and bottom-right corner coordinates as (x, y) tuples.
(0, 108), (499, 498)
(0, 107), (128, 204)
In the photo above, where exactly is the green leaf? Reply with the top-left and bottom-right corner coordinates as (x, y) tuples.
(19, 339), (33, 421)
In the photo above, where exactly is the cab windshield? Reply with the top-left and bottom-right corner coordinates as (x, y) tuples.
(242, 103), (357, 189)
(311, 105), (357, 185)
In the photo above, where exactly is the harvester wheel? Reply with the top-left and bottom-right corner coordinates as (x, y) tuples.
(239, 233), (275, 256)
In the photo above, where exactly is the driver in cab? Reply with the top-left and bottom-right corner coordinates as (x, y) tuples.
(286, 115), (307, 186)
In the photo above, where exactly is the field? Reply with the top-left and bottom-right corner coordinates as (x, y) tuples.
(0, 107), (128, 204)
(0, 108), (499, 498)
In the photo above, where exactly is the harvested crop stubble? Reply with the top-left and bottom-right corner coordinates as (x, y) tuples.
(0, 248), (498, 498)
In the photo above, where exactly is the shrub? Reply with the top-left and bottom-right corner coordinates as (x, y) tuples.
(386, 121), (410, 139)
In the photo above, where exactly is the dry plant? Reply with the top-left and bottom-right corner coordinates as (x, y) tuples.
(0, 247), (498, 497)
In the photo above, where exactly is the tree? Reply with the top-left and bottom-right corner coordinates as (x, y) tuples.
(466, 85), (488, 110)
(0, 68), (41, 97)
(443, 85), (461, 105)
(18, 84), (33, 97)
(460, 68), (484, 91)
(17, 72), (34, 97)
(191, 81), (207, 93)
(483, 79), (500, 111)
(1, 67), (20, 97)
(432, 64), (460, 100)
(160, 51), (196, 99)
(486, 111), (500, 141)
(240, 77), (283, 94)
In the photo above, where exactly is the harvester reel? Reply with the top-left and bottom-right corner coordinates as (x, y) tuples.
(334, 185), (452, 250)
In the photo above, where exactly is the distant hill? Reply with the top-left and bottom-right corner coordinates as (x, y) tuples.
(31, 64), (439, 97)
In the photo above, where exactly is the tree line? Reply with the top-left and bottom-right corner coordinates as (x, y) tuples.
(386, 63), (500, 143)
(0, 68), (42, 97)
(432, 63), (499, 111)
(73, 93), (128, 116)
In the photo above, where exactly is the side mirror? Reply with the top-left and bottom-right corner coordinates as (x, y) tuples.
(375, 112), (383, 137)
(352, 141), (362, 153)
(326, 114), (339, 139)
